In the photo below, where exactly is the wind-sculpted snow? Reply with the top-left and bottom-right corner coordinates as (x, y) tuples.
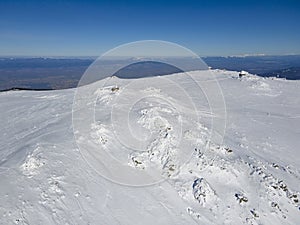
(73, 41), (227, 187)
(0, 70), (299, 224)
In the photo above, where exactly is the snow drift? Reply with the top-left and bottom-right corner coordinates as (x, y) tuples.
(0, 70), (299, 225)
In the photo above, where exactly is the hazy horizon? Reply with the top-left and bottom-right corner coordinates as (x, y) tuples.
(1, 53), (300, 58)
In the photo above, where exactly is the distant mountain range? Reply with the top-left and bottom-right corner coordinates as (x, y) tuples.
(203, 55), (300, 79)
(0, 55), (299, 91)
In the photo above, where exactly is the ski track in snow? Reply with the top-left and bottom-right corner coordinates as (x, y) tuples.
(0, 70), (299, 224)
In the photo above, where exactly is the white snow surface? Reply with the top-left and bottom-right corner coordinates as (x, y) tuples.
(0, 70), (299, 224)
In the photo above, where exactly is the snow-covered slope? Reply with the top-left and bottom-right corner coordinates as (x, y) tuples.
(0, 70), (299, 225)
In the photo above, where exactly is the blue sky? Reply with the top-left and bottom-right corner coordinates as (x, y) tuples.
(0, 0), (299, 56)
